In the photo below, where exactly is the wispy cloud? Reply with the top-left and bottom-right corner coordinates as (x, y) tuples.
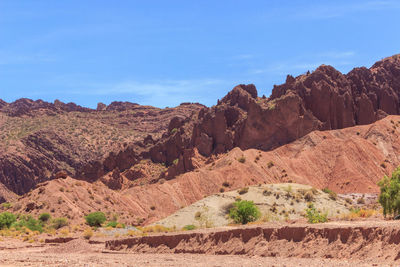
(41, 78), (230, 107)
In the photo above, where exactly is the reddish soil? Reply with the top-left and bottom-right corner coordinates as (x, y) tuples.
(1, 220), (398, 266)
(7, 115), (399, 225)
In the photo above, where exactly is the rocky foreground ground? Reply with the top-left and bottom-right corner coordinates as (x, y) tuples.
(1, 219), (399, 266)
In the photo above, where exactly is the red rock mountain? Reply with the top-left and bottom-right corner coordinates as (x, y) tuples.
(1, 54), (400, 203)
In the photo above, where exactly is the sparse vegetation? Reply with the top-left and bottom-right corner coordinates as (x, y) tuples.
(322, 188), (337, 200)
(237, 187), (249, 195)
(182, 224), (196, 231)
(305, 204), (327, 223)
(237, 156), (246, 163)
(51, 217), (68, 229)
(0, 212), (16, 229)
(229, 200), (261, 224)
(85, 212), (106, 227)
(38, 213), (51, 222)
(267, 161), (274, 168)
(378, 167), (400, 217)
(172, 158), (179, 165)
(83, 227), (94, 239)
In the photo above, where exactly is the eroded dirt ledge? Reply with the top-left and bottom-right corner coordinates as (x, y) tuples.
(105, 222), (400, 261)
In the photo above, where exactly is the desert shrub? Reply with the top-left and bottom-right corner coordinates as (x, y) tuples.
(1, 202), (12, 209)
(106, 221), (125, 228)
(267, 161), (274, 168)
(150, 206), (156, 210)
(263, 189), (272, 196)
(229, 200), (261, 224)
(0, 212), (16, 229)
(83, 228), (93, 239)
(237, 156), (246, 163)
(172, 158), (179, 165)
(182, 224), (196, 231)
(357, 197), (365, 204)
(305, 204), (327, 223)
(238, 187), (249, 195)
(52, 217), (68, 229)
(85, 212), (106, 227)
(378, 167), (400, 217)
(322, 188), (337, 200)
(194, 211), (202, 220)
(304, 191), (315, 202)
(170, 128), (178, 134)
(344, 198), (353, 204)
(222, 181), (230, 187)
(38, 213), (51, 222)
(12, 215), (43, 232)
(342, 208), (376, 220)
(219, 188), (225, 193)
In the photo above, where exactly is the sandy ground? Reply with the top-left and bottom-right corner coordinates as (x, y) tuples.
(1, 220), (399, 266)
(0, 246), (386, 267)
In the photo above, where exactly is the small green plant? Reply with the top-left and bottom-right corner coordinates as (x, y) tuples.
(170, 128), (178, 134)
(85, 212), (106, 227)
(322, 188), (337, 200)
(238, 187), (249, 195)
(38, 213), (51, 222)
(0, 212), (16, 229)
(172, 158), (179, 165)
(237, 156), (246, 163)
(229, 200), (261, 224)
(182, 224), (196, 231)
(305, 204), (327, 223)
(52, 217), (68, 229)
(106, 221), (125, 228)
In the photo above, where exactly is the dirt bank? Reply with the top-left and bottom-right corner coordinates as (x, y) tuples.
(106, 221), (400, 262)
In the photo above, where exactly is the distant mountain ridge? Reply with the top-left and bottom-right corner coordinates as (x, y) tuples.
(1, 54), (400, 203)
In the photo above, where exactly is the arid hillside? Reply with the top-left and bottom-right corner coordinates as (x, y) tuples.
(0, 100), (204, 197)
(5, 115), (398, 226)
(1, 54), (400, 208)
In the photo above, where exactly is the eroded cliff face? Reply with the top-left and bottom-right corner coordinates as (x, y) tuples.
(144, 55), (400, 179)
(1, 55), (400, 198)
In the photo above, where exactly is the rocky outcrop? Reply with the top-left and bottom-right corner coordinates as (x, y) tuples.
(146, 54), (400, 177)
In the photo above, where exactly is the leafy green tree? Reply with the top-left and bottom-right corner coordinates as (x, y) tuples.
(85, 212), (106, 227)
(0, 212), (16, 229)
(378, 167), (400, 217)
(229, 200), (260, 224)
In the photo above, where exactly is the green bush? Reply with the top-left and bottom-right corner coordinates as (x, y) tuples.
(305, 204), (327, 223)
(182, 224), (196, 230)
(85, 212), (106, 227)
(38, 213), (51, 222)
(0, 212), (16, 229)
(378, 167), (400, 217)
(52, 217), (68, 229)
(11, 215), (43, 232)
(229, 200), (260, 224)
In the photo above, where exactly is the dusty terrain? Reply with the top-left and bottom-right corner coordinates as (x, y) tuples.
(0, 220), (398, 266)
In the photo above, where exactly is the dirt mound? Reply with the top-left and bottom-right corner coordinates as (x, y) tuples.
(106, 221), (400, 263)
(154, 183), (350, 229)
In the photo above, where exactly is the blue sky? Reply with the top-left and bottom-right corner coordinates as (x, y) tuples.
(0, 0), (399, 108)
